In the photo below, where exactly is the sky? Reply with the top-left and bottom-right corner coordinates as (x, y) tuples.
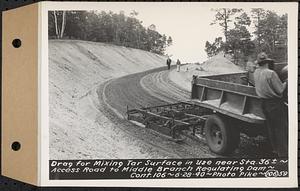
(95, 3), (224, 62)
(60, 2), (290, 63)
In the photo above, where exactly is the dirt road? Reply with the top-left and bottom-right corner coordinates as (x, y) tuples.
(97, 67), (216, 158)
(102, 66), (191, 117)
(102, 67), (168, 117)
(95, 68), (216, 158)
(99, 67), (274, 158)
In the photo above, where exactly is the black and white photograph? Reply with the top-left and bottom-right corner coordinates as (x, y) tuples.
(45, 1), (298, 186)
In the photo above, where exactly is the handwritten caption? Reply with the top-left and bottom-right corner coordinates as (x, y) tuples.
(49, 158), (288, 179)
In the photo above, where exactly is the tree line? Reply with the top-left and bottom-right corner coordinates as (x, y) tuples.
(48, 11), (173, 55)
(205, 8), (287, 66)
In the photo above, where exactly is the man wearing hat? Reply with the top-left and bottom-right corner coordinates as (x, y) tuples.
(253, 52), (288, 157)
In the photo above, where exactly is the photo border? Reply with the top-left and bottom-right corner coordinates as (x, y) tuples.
(40, 1), (298, 187)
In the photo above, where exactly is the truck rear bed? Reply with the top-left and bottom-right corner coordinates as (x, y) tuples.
(191, 72), (265, 124)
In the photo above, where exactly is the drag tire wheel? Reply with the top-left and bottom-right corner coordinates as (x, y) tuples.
(204, 114), (240, 155)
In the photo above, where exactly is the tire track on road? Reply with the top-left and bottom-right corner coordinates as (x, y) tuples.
(103, 67), (169, 115)
(99, 66), (270, 158)
(97, 66), (215, 158)
(140, 69), (190, 103)
(96, 79), (214, 158)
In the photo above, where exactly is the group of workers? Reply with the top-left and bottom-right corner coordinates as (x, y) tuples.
(166, 57), (181, 72)
(166, 52), (288, 157)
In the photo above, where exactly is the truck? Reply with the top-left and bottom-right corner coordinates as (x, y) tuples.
(126, 64), (287, 155)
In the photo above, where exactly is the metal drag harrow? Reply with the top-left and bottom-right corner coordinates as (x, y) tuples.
(126, 102), (209, 142)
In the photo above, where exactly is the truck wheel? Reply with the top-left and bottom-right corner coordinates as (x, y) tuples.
(204, 114), (240, 155)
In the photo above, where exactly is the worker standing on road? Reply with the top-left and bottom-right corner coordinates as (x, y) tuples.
(166, 57), (172, 70)
(176, 59), (181, 72)
(253, 52), (288, 157)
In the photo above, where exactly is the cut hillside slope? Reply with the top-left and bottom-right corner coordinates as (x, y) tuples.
(49, 40), (167, 159)
(169, 53), (245, 91)
(49, 40), (165, 98)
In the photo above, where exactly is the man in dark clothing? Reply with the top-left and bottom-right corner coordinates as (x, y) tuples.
(166, 57), (171, 70)
(253, 52), (288, 157)
(176, 59), (181, 72)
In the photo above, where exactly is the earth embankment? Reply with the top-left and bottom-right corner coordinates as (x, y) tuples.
(49, 40), (170, 159)
(49, 40), (214, 159)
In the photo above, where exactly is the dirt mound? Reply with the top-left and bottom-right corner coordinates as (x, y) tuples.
(180, 53), (243, 74)
(169, 53), (245, 91)
(200, 53), (243, 73)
